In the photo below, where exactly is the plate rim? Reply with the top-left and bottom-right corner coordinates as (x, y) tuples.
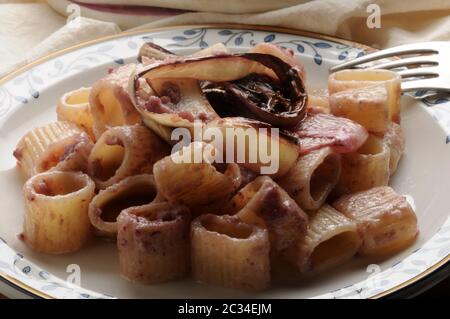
(0, 23), (448, 299)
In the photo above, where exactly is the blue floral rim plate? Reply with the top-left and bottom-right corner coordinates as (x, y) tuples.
(0, 25), (448, 299)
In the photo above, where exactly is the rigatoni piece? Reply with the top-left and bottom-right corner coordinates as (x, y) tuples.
(328, 69), (401, 123)
(191, 214), (270, 291)
(13, 121), (89, 180)
(153, 142), (241, 208)
(88, 174), (159, 237)
(204, 117), (300, 178)
(185, 163), (244, 217)
(233, 176), (308, 251)
(22, 171), (95, 254)
(383, 122), (405, 176)
(336, 134), (390, 195)
(56, 87), (95, 140)
(89, 64), (141, 139)
(278, 147), (341, 210)
(88, 124), (169, 189)
(329, 84), (389, 134)
(306, 87), (330, 114)
(333, 186), (418, 256)
(39, 133), (93, 175)
(283, 205), (361, 273)
(117, 202), (191, 284)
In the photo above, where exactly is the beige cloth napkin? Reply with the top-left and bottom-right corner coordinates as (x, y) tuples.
(1, 0), (450, 77)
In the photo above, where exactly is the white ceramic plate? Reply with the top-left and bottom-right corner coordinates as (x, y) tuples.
(0, 25), (449, 299)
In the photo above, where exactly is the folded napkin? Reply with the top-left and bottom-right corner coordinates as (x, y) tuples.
(48, 0), (306, 15)
(1, 0), (450, 77)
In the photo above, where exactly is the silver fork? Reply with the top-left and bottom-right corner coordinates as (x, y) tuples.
(329, 41), (450, 92)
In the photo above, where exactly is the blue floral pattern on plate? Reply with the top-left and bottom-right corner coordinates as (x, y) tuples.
(169, 28), (365, 66)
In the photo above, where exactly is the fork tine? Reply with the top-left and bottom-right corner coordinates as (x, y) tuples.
(397, 67), (439, 78)
(368, 56), (438, 70)
(329, 43), (438, 73)
(401, 79), (443, 92)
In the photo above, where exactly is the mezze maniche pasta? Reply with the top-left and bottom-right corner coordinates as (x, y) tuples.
(13, 41), (418, 292)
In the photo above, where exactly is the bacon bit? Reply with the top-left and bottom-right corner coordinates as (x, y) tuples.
(161, 82), (181, 104)
(107, 67), (114, 74)
(177, 111), (195, 122)
(160, 96), (171, 104)
(291, 113), (368, 154)
(198, 112), (214, 122)
(18, 233), (25, 241)
(143, 96), (173, 114)
(142, 96), (196, 122)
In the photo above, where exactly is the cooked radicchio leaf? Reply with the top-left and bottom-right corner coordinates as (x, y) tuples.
(202, 73), (300, 125)
(133, 52), (307, 128)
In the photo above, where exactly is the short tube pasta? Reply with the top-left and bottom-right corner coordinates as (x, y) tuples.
(56, 87), (95, 140)
(333, 186), (418, 256)
(191, 214), (270, 291)
(153, 142), (241, 208)
(306, 87), (330, 114)
(39, 133), (93, 175)
(329, 84), (390, 134)
(283, 204), (362, 273)
(89, 64), (142, 139)
(383, 122), (405, 176)
(88, 124), (169, 189)
(13, 121), (90, 180)
(278, 147), (341, 211)
(328, 69), (401, 123)
(117, 202), (191, 284)
(204, 117), (300, 178)
(88, 174), (159, 237)
(22, 171), (95, 254)
(336, 134), (390, 195)
(233, 176), (308, 251)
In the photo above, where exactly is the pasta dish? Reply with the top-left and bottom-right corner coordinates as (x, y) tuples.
(12, 41), (418, 292)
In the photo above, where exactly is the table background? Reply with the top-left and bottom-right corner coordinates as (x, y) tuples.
(0, 278), (449, 298)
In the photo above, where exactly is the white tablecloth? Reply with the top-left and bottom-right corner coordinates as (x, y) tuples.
(1, 0), (450, 76)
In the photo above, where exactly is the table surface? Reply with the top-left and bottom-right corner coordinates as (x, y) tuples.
(0, 277), (448, 299)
